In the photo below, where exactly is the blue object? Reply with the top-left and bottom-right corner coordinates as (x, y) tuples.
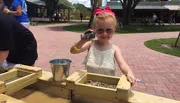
(10, 0), (29, 22)
(2, 61), (8, 68)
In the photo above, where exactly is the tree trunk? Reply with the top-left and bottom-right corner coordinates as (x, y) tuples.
(45, 0), (58, 18)
(122, 8), (129, 25)
(120, 0), (141, 25)
(174, 32), (180, 47)
(88, 11), (94, 28)
(88, 0), (100, 28)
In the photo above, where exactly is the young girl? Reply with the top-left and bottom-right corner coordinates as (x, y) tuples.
(70, 6), (136, 86)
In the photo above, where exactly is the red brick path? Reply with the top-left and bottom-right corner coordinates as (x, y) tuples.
(30, 24), (180, 100)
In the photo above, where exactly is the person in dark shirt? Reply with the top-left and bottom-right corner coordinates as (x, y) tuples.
(0, 0), (38, 67)
(80, 12), (83, 22)
(172, 13), (176, 25)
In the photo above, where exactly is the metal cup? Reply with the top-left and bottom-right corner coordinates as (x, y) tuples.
(49, 59), (72, 82)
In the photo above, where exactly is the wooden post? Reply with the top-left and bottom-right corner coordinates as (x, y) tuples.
(68, 9), (70, 21)
(63, 9), (65, 21)
(174, 32), (180, 47)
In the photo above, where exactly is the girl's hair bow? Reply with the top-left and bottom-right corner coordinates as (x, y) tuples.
(94, 6), (115, 16)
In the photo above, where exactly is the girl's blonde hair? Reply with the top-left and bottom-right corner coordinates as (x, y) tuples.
(92, 12), (117, 30)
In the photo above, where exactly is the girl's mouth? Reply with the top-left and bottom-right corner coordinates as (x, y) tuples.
(101, 37), (109, 39)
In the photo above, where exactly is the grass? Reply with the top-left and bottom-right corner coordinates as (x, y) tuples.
(63, 24), (180, 34)
(63, 24), (89, 32)
(144, 38), (180, 57)
(30, 21), (68, 26)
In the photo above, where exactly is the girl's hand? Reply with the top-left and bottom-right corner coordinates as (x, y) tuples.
(127, 71), (136, 86)
(81, 29), (95, 40)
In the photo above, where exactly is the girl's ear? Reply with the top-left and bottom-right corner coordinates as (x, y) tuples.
(92, 26), (95, 30)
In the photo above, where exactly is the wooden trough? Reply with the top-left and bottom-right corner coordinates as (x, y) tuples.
(0, 66), (179, 103)
(0, 65), (42, 95)
(66, 71), (131, 102)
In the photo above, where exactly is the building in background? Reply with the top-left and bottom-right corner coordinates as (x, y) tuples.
(106, 0), (180, 23)
(4, 0), (70, 20)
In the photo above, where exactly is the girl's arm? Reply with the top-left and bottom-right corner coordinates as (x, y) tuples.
(114, 45), (136, 86)
(70, 29), (95, 54)
(70, 40), (92, 54)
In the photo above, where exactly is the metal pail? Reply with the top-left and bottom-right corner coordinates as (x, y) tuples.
(49, 59), (72, 81)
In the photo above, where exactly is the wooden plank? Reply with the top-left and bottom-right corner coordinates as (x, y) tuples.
(72, 93), (128, 103)
(66, 70), (87, 90)
(0, 81), (5, 94)
(5, 75), (39, 95)
(0, 94), (26, 103)
(116, 75), (131, 101)
(66, 70), (87, 83)
(15, 65), (42, 73)
(128, 91), (180, 103)
(117, 91), (130, 101)
(16, 68), (42, 79)
(6, 73), (37, 90)
(87, 73), (120, 85)
(117, 75), (131, 90)
(0, 69), (18, 81)
(74, 83), (118, 102)
(38, 71), (66, 88)
(17, 70), (31, 77)
(76, 74), (87, 83)
(31, 82), (71, 99)
(38, 71), (53, 80)
(0, 81), (5, 87)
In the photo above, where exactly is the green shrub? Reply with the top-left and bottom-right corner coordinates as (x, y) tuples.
(85, 16), (90, 20)
(70, 15), (75, 20)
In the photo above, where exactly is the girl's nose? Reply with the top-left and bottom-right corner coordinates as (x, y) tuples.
(103, 31), (108, 36)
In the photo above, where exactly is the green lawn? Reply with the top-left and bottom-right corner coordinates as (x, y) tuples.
(63, 24), (89, 32)
(30, 21), (68, 26)
(63, 24), (180, 34)
(144, 38), (180, 57)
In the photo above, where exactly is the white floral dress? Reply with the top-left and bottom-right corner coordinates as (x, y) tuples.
(83, 41), (115, 76)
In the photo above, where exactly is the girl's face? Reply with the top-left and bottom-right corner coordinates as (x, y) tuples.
(95, 18), (115, 44)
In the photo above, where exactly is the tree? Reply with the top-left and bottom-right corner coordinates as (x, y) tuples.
(174, 32), (180, 47)
(42, 0), (59, 17)
(120, 0), (141, 25)
(59, 0), (73, 8)
(88, 0), (102, 28)
(41, 0), (72, 17)
(73, 3), (89, 12)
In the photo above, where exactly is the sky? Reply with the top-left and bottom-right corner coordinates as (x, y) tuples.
(67, 0), (110, 7)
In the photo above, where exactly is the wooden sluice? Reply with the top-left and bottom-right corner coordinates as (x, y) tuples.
(0, 65), (179, 103)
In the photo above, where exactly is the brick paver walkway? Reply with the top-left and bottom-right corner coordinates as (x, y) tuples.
(30, 23), (180, 100)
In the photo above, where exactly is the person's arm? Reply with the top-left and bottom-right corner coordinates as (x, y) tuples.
(70, 39), (91, 54)
(0, 18), (13, 65)
(70, 29), (94, 54)
(0, 0), (4, 11)
(114, 45), (136, 86)
(0, 51), (9, 65)
(5, 6), (22, 16)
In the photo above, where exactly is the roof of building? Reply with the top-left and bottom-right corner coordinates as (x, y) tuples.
(26, 0), (71, 9)
(107, 1), (180, 10)
(26, 0), (45, 6)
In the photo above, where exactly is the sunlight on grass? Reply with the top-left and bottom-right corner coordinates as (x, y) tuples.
(144, 38), (180, 57)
